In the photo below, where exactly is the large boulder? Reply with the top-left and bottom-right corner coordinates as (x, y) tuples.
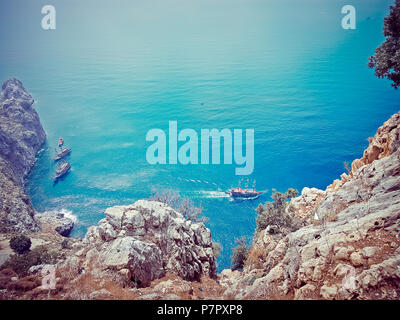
(80, 200), (217, 287)
(35, 211), (75, 237)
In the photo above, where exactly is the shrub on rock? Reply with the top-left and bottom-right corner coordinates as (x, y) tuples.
(9, 235), (31, 254)
(231, 237), (248, 271)
(256, 188), (301, 234)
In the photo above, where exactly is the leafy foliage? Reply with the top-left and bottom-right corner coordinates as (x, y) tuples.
(255, 188), (301, 234)
(231, 237), (248, 271)
(9, 235), (31, 254)
(368, 0), (400, 88)
(149, 190), (209, 223)
(212, 241), (222, 258)
(2, 246), (61, 276)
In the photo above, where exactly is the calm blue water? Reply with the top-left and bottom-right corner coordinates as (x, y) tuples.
(0, 0), (399, 270)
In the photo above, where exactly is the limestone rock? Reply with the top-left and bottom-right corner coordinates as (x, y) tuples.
(294, 284), (316, 300)
(225, 112), (400, 300)
(289, 187), (326, 219)
(77, 200), (216, 287)
(0, 78), (45, 233)
(349, 252), (365, 267)
(35, 211), (75, 237)
(0, 78), (46, 185)
(320, 284), (338, 300)
(88, 288), (112, 300)
(362, 246), (377, 259)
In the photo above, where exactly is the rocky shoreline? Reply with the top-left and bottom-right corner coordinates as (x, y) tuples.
(0, 78), (399, 300)
(0, 78), (75, 237)
(0, 78), (45, 234)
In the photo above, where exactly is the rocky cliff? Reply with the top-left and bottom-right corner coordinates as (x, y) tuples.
(0, 199), (220, 299)
(0, 78), (219, 299)
(1, 78), (399, 300)
(220, 111), (400, 300)
(65, 200), (217, 287)
(0, 78), (46, 233)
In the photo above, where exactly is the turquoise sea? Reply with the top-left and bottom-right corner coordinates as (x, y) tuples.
(0, 0), (399, 270)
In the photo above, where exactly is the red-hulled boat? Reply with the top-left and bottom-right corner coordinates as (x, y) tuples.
(226, 179), (267, 199)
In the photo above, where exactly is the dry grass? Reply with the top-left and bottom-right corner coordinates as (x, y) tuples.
(245, 246), (265, 269)
(62, 273), (135, 300)
(8, 275), (41, 292)
(311, 219), (322, 226)
(325, 212), (338, 222)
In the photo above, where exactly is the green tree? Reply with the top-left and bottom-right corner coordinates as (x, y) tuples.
(255, 188), (300, 233)
(212, 242), (222, 259)
(368, 0), (400, 88)
(9, 235), (31, 254)
(149, 190), (209, 223)
(231, 237), (248, 271)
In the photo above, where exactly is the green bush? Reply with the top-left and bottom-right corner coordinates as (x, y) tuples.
(255, 188), (301, 234)
(9, 235), (31, 254)
(1, 246), (61, 276)
(149, 190), (209, 223)
(212, 242), (222, 259)
(231, 237), (247, 271)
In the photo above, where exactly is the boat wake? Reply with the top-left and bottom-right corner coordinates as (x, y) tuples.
(179, 177), (218, 186)
(229, 195), (261, 201)
(192, 191), (230, 199)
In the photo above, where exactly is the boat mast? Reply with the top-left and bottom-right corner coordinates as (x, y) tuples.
(253, 179), (256, 191)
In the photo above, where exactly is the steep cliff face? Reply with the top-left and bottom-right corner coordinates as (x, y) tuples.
(63, 200), (217, 288)
(0, 199), (221, 300)
(1, 78), (399, 300)
(222, 111), (400, 300)
(0, 78), (46, 233)
(0, 78), (46, 184)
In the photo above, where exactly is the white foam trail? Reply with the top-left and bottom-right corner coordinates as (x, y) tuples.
(194, 191), (229, 199)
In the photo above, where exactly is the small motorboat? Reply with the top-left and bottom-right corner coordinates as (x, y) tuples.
(52, 162), (71, 181)
(53, 148), (71, 161)
(58, 138), (64, 147)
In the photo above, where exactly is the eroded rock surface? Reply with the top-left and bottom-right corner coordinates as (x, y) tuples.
(222, 111), (400, 300)
(70, 200), (217, 287)
(35, 211), (75, 237)
(0, 78), (45, 233)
